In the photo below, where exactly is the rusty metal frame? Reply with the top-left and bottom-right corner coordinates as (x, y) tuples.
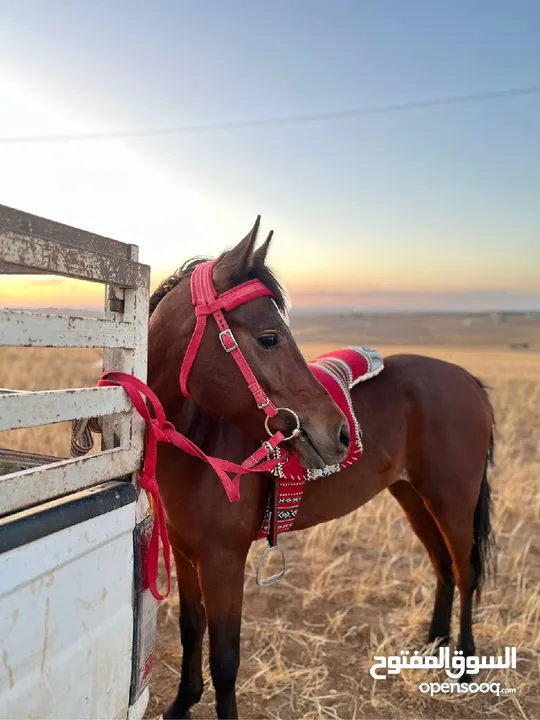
(0, 205), (150, 516)
(0, 231), (148, 287)
(0, 203), (131, 259)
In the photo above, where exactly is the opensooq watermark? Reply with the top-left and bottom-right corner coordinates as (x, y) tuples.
(369, 646), (517, 696)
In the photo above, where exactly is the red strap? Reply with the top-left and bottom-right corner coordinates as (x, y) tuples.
(212, 305), (278, 416)
(179, 310), (208, 397)
(98, 371), (290, 601)
(179, 262), (277, 416)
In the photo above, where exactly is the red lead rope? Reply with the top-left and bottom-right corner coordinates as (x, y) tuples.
(98, 371), (288, 600)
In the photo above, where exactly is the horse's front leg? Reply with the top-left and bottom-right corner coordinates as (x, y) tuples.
(198, 546), (248, 720)
(163, 547), (207, 720)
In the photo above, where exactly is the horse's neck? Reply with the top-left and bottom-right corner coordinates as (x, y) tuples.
(170, 395), (256, 463)
(148, 346), (256, 462)
(175, 396), (219, 449)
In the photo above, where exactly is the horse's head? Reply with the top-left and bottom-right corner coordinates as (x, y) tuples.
(149, 218), (349, 470)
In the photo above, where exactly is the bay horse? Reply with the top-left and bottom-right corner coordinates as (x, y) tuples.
(147, 219), (495, 719)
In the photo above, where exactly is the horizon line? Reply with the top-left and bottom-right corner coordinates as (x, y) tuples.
(6, 305), (540, 316)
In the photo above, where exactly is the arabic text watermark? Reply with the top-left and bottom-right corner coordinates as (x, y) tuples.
(370, 645), (516, 681)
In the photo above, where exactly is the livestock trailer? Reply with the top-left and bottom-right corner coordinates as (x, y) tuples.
(0, 205), (158, 719)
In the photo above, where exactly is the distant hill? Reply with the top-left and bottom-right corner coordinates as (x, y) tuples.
(290, 310), (540, 350)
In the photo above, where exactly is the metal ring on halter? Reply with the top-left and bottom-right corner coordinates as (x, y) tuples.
(256, 543), (287, 587)
(264, 407), (301, 442)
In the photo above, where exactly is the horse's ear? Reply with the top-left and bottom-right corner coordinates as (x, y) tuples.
(214, 215), (261, 285)
(252, 230), (273, 268)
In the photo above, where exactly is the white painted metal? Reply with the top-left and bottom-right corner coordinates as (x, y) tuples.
(0, 386), (132, 432)
(0, 500), (136, 720)
(0, 309), (135, 348)
(127, 687), (150, 720)
(0, 447), (139, 516)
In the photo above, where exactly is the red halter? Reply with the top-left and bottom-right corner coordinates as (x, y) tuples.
(180, 260), (300, 457)
(98, 259), (298, 599)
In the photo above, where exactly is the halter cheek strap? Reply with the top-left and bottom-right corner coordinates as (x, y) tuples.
(180, 260), (278, 417)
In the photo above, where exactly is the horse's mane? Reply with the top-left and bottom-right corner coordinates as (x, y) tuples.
(149, 255), (288, 318)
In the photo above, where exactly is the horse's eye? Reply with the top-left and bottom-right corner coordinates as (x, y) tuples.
(257, 333), (279, 348)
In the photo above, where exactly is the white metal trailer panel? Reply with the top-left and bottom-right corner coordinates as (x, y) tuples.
(0, 482), (136, 720)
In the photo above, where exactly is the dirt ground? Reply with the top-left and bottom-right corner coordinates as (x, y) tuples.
(1, 325), (539, 720)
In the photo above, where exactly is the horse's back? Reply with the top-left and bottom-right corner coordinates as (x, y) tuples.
(378, 352), (493, 479)
(381, 352), (491, 415)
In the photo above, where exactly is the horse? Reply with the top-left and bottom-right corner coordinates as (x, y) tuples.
(147, 218), (495, 719)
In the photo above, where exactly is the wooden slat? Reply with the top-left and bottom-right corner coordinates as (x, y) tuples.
(0, 309), (135, 348)
(0, 448), (140, 516)
(0, 204), (131, 259)
(0, 231), (150, 287)
(0, 386), (132, 431)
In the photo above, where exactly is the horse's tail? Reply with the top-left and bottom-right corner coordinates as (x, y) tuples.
(470, 376), (496, 604)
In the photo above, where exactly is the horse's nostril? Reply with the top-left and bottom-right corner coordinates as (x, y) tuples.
(339, 423), (350, 450)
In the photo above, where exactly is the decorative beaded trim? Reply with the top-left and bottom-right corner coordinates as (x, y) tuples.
(346, 346), (384, 386)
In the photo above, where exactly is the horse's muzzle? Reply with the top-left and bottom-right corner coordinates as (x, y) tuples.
(289, 419), (350, 470)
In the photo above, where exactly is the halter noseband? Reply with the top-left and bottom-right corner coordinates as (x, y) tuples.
(179, 260), (300, 450)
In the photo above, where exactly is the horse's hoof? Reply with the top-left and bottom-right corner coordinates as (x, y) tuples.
(162, 706), (191, 720)
(425, 634), (450, 648)
(421, 637), (449, 655)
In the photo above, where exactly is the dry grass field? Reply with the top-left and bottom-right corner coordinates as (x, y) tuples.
(1, 330), (539, 719)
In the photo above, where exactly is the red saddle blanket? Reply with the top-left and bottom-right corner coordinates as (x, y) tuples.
(257, 346), (384, 540)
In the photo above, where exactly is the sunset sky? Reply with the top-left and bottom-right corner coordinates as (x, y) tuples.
(1, 1), (539, 312)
